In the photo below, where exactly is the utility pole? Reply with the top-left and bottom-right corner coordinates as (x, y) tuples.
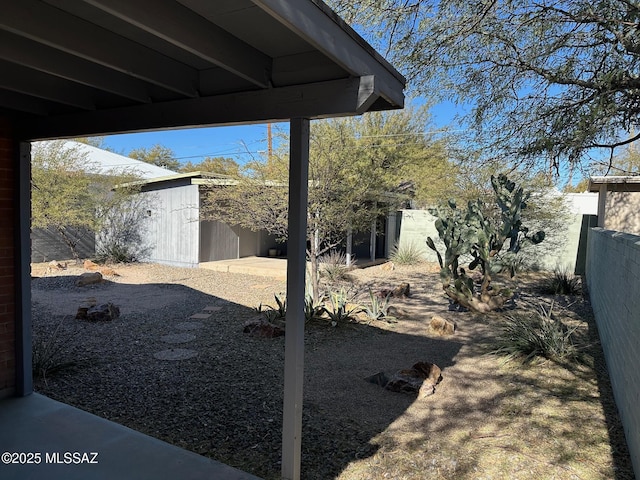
(267, 123), (272, 161)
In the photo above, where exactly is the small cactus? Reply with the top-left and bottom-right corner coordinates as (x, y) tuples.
(427, 174), (544, 312)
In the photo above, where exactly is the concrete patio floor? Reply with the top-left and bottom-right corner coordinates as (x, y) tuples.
(0, 393), (261, 480)
(199, 256), (390, 279)
(200, 256), (287, 279)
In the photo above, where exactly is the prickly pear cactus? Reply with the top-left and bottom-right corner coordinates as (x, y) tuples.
(427, 174), (545, 313)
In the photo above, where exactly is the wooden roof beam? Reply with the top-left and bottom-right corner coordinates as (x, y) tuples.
(0, 0), (198, 97)
(0, 31), (150, 103)
(80, 0), (273, 88)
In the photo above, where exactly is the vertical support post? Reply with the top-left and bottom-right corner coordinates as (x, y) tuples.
(597, 184), (607, 228)
(282, 118), (309, 480)
(15, 141), (32, 396)
(369, 201), (377, 262)
(346, 227), (353, 267)
(386, 209), (397, 259)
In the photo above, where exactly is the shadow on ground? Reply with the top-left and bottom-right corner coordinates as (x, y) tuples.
(30, 268), (634, 480)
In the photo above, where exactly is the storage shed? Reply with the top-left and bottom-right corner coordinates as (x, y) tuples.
(132, 171), (398, 267)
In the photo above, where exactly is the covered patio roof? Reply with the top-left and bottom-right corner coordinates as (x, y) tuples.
(588, 176), (640, 192)
(2, 1), (405, 480)
(1, 0), (405, 141)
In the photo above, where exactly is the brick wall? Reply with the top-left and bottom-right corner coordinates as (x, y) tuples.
(0, 117), (16, 398)
(586, 227), (640, 477)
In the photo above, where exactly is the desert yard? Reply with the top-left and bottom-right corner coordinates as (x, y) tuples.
(31, 261), (634, 480)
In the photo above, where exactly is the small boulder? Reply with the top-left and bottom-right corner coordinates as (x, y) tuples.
(76, 272), (103, 286)
(243, 317), (285, 338)
(99, 267), (117, 276)
(380, 261), (395, 271)
(86, 303), (120, 321)
(429, 315), (456, 335)
(45, 261), (67, 275)
(391, 283), (410, 297)
(83, 259), (100, 271)
(75, 307), (89, 320)
(366, 361), (442, 398)
(383, 369), (424, 394)
(413, 361), (442, 387)
(386, 305), (409, 319)
(378, 283), (411, 298)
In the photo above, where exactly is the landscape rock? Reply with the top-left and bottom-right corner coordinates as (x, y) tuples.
(380, 261), (395, 271)
(44, 260), (67, 276)
(85, 303), (120, 321)
(243, 317), (285, 338)
(377, 283), (411, 299)
(47, 260), (67, 272)
(392, 283), (411, 297)
(83, 259), (100, 271)
(429, 315), (456, 335)
(386, 305), (410, 318)
(366, 361), (442, 398)
(76, 271), (103, 286)
(99, 267), (117, 276)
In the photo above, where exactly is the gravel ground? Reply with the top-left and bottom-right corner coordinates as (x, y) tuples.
(31, 262), (633, 480)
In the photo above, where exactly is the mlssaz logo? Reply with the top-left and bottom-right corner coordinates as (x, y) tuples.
(45, 452), (99, 464)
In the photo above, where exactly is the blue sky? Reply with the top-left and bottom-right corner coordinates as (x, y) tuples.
(102, 123), (276, 165)
(101, 100), (462, 167)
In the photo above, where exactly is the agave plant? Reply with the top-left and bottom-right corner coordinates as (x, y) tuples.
(323, 287), (360, 326)
(362, 289), (395, 322)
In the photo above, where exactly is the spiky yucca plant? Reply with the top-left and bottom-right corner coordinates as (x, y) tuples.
(491, 304), (580, 363)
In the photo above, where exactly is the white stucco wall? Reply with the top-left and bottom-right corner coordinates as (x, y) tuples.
(396, 193), (599, 272)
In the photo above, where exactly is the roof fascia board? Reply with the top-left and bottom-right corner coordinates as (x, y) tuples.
(589, 176), (640, 192)
(252, 0), (405, 108)
(20, 77), (381, 140)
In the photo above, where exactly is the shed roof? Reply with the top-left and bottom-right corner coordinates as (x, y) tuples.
(1, 0), (406, 141)
(119, 170), (240, 189)
(35, 140), (178, 178)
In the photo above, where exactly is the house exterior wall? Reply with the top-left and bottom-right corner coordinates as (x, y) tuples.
(200, 220), (238, 261)
(258, 231), (285, 257)
(141, 184), (200, 267)
(586, 228), (640, 476)
(0, 117), (16, 398)
(604, 191), (640, 235)
(238, 227), (260, 258)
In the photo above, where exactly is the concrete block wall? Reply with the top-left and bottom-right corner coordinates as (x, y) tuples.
(586, 227), (640, 476)
(0, 117), (16, 398)
(396, 207), (593, 272)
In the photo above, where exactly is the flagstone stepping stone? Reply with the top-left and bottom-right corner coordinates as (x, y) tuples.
(175, 321), (204, 331)
(161, 333), (196, 344)
(154, 348), (198, 361)
(190, 313), (212, 319)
